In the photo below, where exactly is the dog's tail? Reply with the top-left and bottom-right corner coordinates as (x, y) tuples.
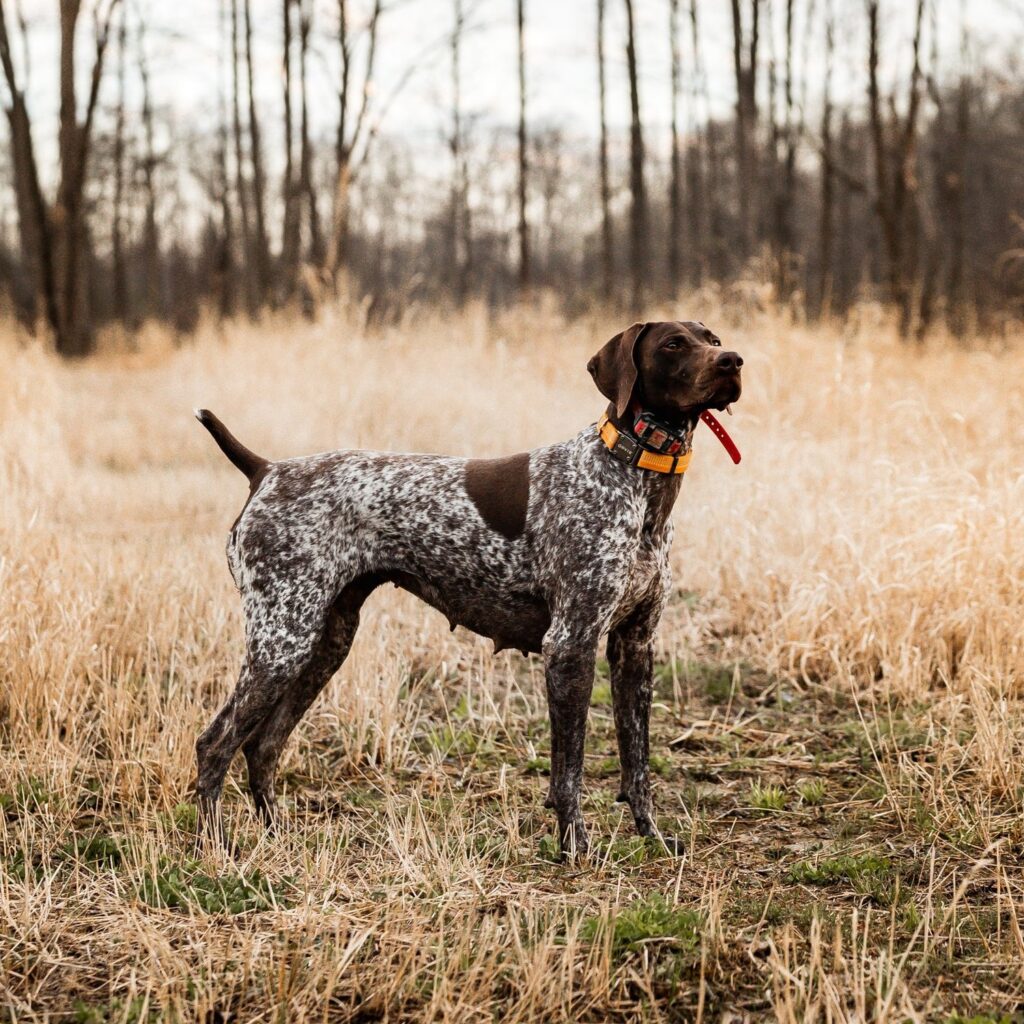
(194, 408), (269, 481)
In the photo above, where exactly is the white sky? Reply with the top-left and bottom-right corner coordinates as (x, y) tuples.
(4, 0), (1021, 185)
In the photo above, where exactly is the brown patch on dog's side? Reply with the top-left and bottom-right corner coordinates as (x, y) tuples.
(464, 453), (530, 540)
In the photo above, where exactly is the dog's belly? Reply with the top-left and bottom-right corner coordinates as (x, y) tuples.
(396, 570), (550, 654)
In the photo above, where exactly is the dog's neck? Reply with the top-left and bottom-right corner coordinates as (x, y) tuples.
(600, 404), (689, 530)
(637, 452), (686, 531)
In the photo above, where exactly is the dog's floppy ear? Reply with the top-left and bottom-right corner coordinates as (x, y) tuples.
(587, 322), (651, 419)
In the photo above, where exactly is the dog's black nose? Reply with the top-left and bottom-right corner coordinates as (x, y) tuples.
(716, 351), (743, 372)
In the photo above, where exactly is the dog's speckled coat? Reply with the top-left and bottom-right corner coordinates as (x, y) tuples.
(194, 320), (743, 856)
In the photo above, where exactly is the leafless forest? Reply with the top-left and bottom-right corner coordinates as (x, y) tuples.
(2, 0), (1023, 354)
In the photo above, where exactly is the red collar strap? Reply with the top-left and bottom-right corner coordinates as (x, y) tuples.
(625, 400), (742, 465)
(700, 410), (742, 464)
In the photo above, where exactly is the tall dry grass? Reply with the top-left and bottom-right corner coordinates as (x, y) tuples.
(1, 302), (1023, 1020)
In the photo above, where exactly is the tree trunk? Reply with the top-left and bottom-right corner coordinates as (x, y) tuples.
(324, 0), (381, 289)
(516, 0), (529, 292)
(867, 0), (925, 339)
(111, 3), (128, 324)
(280, 0), (300, 298)
(596, 0), (613, 300)
(50, 0), (118, 355)
(836, 111), (854, 312)
(685, 0), (706, 286)
(138, 21), (162, 321)
(946, 21), (969, 338)
(730, 0), (760, 260)
(298, 0), (321, 267)
(448, 0), (470, 303)
(243, 0), (271, 306)
(815, 0), (835, 318)
(623, 0), (647, 311)
(667, 0), (682, 295)
(216, 0), (235, 318)
(230, 0), (255, 315)
(0, 0), (55, 331)
(773, 0), (796, 301)
(54, 0), (90, 355)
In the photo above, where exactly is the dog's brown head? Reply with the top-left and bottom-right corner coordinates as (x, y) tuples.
(587, 320), (742, 425)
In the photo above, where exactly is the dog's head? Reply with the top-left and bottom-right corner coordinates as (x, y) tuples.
(587, 320), (743, 426)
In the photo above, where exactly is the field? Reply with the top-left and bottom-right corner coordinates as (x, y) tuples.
(2, 302), (1024, 1022)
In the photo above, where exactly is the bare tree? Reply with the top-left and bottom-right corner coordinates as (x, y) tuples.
(0, 0), (120, 354)
(937, 5), (970, 337)
(0, 0), (53, 330)
(668, 0), (682, 294)
(280, 0), (301, 297)
(685, 0), (708, 285)
(56, 0), (122, 354)
(229, 0), (254, 314)
(447, 0), (471, 302)
(298, 0), (320, 268)
(596, 0), (613, 299)
(111, 1), (128, 323)
(243, 0), (271, 306)
(137, 18), (162, 320)
(770, 0), (797, 301)
(623, 0), (647, 310)
(214, 0), (236, 318)
(516, 0), (529, 291)
(867, 0), (926, 338)
(323, 0), (383, 289)
(730, 0), (761, 260)
(815, 0), (835, 317)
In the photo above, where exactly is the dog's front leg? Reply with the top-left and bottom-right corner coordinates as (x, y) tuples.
(543, 628), (598, 859)
(608, 627), (655, 836)
(607, 586), (666, 842)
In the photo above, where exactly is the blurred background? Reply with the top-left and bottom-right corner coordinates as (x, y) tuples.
(2, 0), (1023, 354)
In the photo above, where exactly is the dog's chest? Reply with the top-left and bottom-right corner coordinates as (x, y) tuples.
(530, 433), (678, 608)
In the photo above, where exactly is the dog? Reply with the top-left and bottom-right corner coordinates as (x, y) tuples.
(193, 320), (742, 857)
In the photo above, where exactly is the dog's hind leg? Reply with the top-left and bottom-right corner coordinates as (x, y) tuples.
(242, 580), (371, 823)
(194, 580), (334, 845)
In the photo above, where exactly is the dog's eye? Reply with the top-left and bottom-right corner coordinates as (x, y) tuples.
(710, 338), (721, 347)
(664, 339), (681, 350)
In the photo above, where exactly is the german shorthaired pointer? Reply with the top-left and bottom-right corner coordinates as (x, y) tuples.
(194, 320), (742, 857)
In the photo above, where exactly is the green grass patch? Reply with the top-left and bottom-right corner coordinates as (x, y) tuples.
(138, 859), (290, 915)
(158, 801), (198, 832)
(63, 833), (125, 869)
(537, 835), (561, 862)
(0, 776), (51, 816)
(785, 853), (891, 886)
(747, 781), (787, 813)
(785, 852), (898, 905)
(678, 661), (741, 704)
(418, 724), (493, 758)
(582, 893), (702, 958)
(595, 835), (676, 866)
(797, 779), (827, 806)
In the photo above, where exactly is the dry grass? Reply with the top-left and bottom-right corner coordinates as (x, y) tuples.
(1, 301), (1023, 1022)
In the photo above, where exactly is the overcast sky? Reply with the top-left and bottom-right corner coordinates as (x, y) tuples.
(5, 0), (1022, 180)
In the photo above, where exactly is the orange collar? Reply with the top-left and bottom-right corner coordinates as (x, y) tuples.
(597, 412), (693, 475)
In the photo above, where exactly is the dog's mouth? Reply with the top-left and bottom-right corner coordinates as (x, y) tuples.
(684, 371), (742, 415)
(710, 373), (742, 411)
